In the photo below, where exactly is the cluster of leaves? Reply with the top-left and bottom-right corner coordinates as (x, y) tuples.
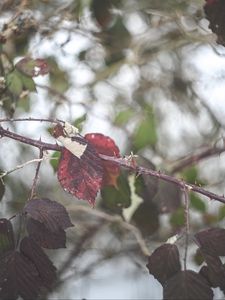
(1, 55), (49, 115)
(0, 198), (73, 299)
(147, 227), (225, 299)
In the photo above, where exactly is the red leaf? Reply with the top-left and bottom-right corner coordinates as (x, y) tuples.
(52, 123), (104, 205)
(16, 57), (49, 77)
(57, 135), (103, 205)
(85, 133), (120, 188)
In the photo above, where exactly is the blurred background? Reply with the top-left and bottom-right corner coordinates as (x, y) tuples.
(1, 0), (225, 299)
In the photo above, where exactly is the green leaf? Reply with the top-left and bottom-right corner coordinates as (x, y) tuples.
(190, 193), (206, 213)
(101, 173), (131, 212)
(0, 177), (5, 201)
(133, 106), (157, 151)
(50, 151), (60, 173)
(6, 70), (23, 96)
(182, 167), (206, 186)
(114, 109), (134, 126)
(20, 74), (36, 92)
(218, 205), (225, 221)
(170, 207), (185, 228)
(73, 114), (87, 131)
(48, 57), (69, 93)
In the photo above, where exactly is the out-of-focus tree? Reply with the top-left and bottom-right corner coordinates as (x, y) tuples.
(1, 0), (225, 299)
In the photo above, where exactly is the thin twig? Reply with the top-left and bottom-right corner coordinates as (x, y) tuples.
(68, 205), (150, 257)
(0, 158), (45, 179)
(29, 149), (44, 200)
(183, 186), (190, 271)
(0, 117), (64, 124)
(171, 145), (225, 174)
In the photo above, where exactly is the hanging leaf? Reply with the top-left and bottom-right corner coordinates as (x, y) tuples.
(53, 123), (104, 205)
(16, 57), (49, 77)
(0, 251), (42, 300)
(20, 237), (57, 289)
(133, 105), (157, 151)
(190, 193), (206, 212)
(146, 244), (181, 285)
(200, 253), (225, 293)
(194, 228), (225, 256)
(26, 218), (66, 249)
(153, 180), (181, 214)
(132, 164), (159, 236)
(24, 198), (73, 232)
(85, 133), (120, 187)
(101, 173), (131, 212)
(114, 108), (134, 126)
(0, 218), (15, 256)
(163, 270), (213, 300)
(6, 69), (23, 96)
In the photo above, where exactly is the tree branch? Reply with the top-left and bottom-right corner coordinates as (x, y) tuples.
(1, 125), (225, 205)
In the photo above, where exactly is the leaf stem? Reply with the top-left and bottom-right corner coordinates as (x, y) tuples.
(183, 187), (190, 271)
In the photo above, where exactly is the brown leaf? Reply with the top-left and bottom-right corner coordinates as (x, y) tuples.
(194, 228), (225, 256)
(0, 218), (15, 256)
(26, 218), (66, 249)
(204, 0), (225, 46)
(199, 252), (225, 293)
(24, 198), (73, 232)
(20, 237), (57, 289)
(146, 244), (181, 285)
(0, 251), (42, 300)
(163, 270), (213, 300)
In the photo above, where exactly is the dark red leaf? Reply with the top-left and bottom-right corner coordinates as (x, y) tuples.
(16, 57), (49, 77)
(0, 218), (15, 256)
(52, 123), (104, 205)
(199, 252), (225, 293)
(26, 218), (66, 249)
(24, 198), (73, 232)
(0, 251), (42, 300)
(57, 136), (103, 205)
(194, 228), (225, 256)
(146, 244), (181, 285)
(204, 0), (225, 46)
(163, 270), (213, 300)
(85, 133), (120, 188)
(20, 237), (57, 289)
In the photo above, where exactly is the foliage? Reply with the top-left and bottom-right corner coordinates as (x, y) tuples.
(0, 0), (225, 299)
